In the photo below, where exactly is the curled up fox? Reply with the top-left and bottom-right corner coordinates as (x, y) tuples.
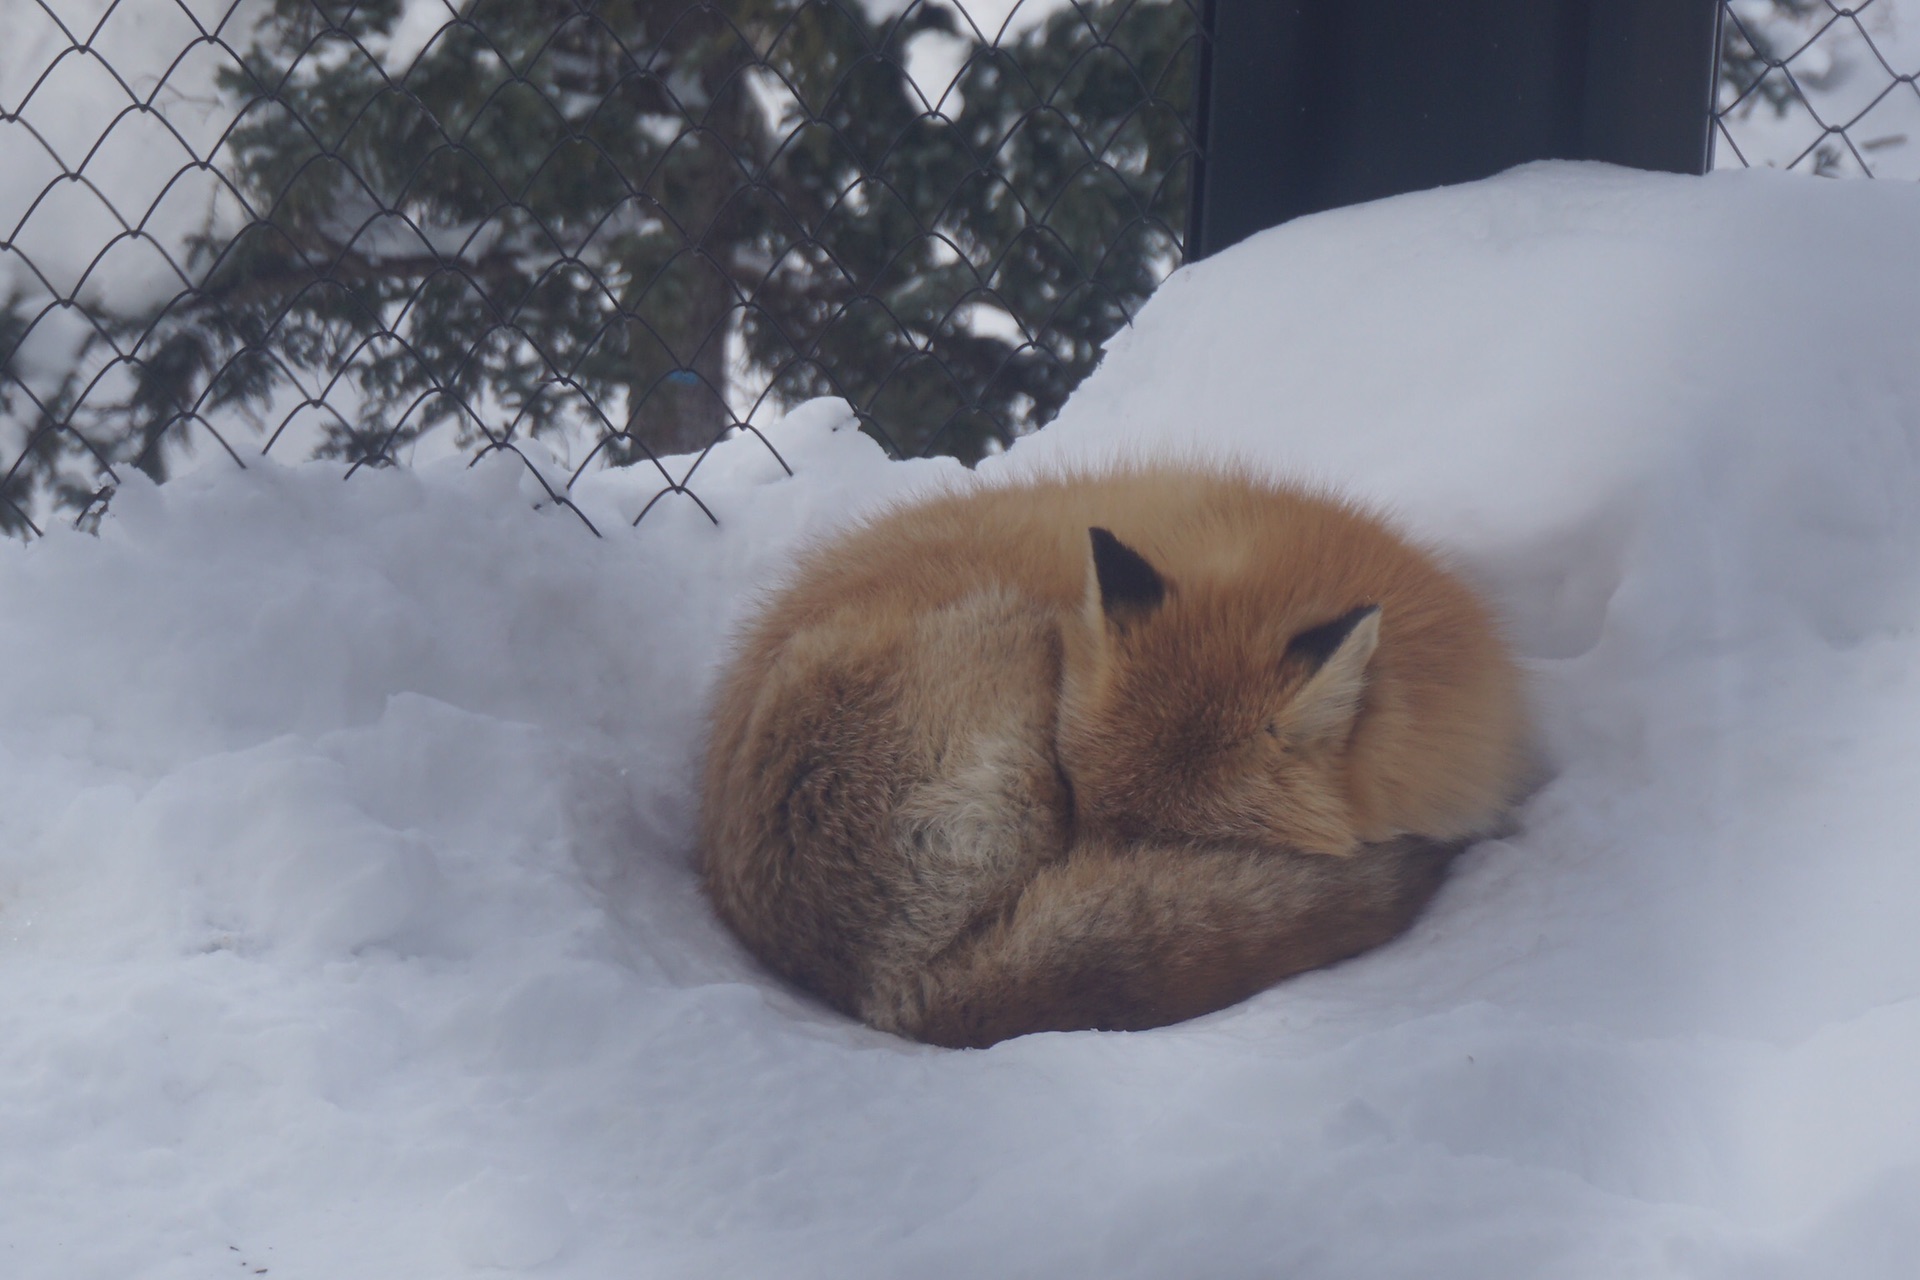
(699, 466), (1528, 1048)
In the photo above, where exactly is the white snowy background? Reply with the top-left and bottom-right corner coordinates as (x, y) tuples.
(1718, 0), (1920, 177)
(4, 160), (1920, 1277)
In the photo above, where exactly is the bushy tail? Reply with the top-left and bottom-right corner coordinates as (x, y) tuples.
(871, 837), (1461, 1049)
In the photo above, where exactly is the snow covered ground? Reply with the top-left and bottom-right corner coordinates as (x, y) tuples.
(4, 161), (1920, 1276)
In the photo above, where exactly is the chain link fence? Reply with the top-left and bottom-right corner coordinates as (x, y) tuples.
(1, 0), (1202, 536)
(1716, 0), (1920, 176)
(9, 1), (1914, 540)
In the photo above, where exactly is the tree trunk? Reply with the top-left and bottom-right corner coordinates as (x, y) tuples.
(621, 4), (761, 459)
(626, 250), (734, 458)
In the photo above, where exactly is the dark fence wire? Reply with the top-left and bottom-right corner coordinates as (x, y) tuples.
(4, 0), (1914, 541)
(1, 0), (1203, 536)
(1715, 0), (1920, 176)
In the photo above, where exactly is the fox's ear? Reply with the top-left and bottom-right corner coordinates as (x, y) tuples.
(1088, 527), (1165, 626)
(1283, 605), (1381, 745)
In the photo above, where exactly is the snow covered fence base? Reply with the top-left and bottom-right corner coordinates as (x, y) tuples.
(4, 161), (1920, 1277)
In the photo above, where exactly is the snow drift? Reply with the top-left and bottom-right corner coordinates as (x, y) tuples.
(3, 161), (1919, 1277)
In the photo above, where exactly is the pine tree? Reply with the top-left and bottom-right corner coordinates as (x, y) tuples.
(186, 0), (965, 464)
(743, 0), (1197, 459)
(0, 292), (103, 538)
(2, 0), (1196, 510)
(0, 294), (36, 535)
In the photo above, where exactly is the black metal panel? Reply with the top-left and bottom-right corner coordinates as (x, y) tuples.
(1582, 0), (1724, 175)
(1190, 0), (1723, 259)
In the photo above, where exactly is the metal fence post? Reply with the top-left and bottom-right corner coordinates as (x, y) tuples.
(1189, 0), (1724, 259)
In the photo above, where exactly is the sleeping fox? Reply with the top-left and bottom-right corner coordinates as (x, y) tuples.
(699, 466), (1528, 1048)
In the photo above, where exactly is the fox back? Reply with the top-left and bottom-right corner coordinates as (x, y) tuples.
(699, 466), (1528, 1046)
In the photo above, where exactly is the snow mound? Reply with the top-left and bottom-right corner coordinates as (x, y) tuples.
(4, 162), (1920, 1276)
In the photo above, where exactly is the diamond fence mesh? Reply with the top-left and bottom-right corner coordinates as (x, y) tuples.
(9, 2), (1912, 541)
(1716, 0), (1920, 177)
(1, 0), (1202, 536)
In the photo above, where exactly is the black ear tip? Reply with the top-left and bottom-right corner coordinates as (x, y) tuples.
(1089, 526), (1165, 615)
(1286, 603), (1381, 666)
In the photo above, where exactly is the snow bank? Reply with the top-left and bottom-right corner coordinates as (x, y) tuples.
(4, 162), (1920, 1276)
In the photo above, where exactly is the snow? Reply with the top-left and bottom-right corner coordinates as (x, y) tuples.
(5, 161), (1920, 1275)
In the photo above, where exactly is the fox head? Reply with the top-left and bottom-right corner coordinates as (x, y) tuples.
(1055, 527), (1382, 857)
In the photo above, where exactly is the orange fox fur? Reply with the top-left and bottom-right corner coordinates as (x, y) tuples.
(699, 466), (1528, 1048)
